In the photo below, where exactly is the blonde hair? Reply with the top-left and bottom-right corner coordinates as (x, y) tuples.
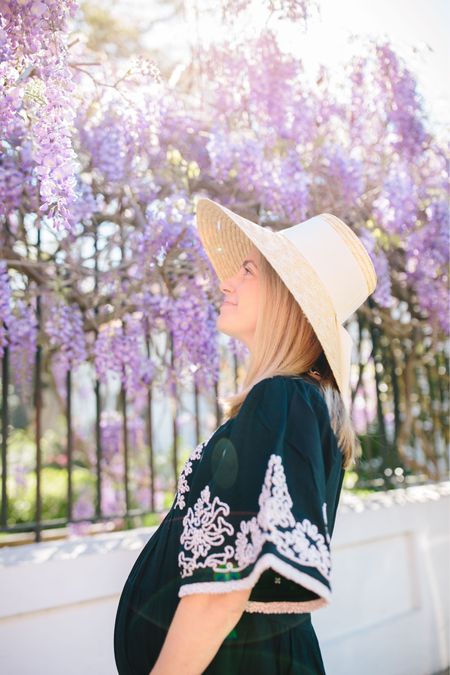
(219, 248), (362, 471)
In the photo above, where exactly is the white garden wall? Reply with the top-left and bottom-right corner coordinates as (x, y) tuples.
(0, 482), (449, 675)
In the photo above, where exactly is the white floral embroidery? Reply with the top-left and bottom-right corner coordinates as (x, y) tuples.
(174, 429), (217, 510)
(178, 453), (331, 582)
(178, 485), (235, 576)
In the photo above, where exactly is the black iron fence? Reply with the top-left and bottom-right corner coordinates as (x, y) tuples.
(0, 335), (235, 546)
(1, 318), (449, 546)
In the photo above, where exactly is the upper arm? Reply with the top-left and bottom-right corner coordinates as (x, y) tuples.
(180, 586), (252, 616)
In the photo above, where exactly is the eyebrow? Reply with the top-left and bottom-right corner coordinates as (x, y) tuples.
(242, 259), (258, 268)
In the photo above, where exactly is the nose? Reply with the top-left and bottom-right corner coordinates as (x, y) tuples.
(219, 276), (238, 304)
(220, 278), (232, 293)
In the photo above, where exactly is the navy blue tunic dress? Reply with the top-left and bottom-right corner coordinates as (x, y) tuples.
(114, 375), (345, 674)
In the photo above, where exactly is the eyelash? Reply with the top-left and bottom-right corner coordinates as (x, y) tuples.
(243, 265), (252, 275)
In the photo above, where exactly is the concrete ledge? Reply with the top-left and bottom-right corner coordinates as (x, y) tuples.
(0, 484), (448, 675)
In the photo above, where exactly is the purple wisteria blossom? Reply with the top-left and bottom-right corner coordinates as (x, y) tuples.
(406, 200), (450, 334)
(359, 228), (393, 309)
(374, 41), (429, 160)
(93, 314), (147, 395)
(45, 302), (87, 375)
(8, 298), (38, 395)
(373, 161), (419, 236)
(1, 0), (80, 230)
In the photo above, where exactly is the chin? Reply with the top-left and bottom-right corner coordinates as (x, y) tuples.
(216, 318), (234, 339)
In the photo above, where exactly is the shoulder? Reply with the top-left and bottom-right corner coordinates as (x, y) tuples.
(241, 375), (326, 430)
(246, 374), (326, 408)
(243, 375), (293, 410)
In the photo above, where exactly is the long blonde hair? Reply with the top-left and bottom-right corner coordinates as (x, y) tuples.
(219, 248), (362, 471)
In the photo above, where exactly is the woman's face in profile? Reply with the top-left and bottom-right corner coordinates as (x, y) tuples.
(217, 245), (260, 350)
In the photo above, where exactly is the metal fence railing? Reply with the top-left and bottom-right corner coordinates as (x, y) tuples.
(1, 320), (449, 546)
(0, 337), (235, 546)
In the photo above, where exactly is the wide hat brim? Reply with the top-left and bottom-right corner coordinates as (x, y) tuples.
(195, 197), (354, 411)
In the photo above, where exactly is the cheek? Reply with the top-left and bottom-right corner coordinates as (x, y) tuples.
(251, 299), (259, 323)
(245, 285), (259, 317)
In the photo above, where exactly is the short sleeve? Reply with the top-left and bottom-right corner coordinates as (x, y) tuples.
(176, 376), (342, 614)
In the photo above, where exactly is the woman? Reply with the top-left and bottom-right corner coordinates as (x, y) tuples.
(114, 197), (377, 674)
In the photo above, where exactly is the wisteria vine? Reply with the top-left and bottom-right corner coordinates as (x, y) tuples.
(1, 0), (448, 522)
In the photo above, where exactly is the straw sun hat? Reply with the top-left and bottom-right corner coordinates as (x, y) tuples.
(195, 197), (378, 412)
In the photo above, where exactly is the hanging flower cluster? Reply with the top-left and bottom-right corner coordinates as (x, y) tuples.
(0, 1), (448, 515)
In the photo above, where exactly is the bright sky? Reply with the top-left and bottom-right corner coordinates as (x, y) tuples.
(288, 0), (450, 130)
(120, 0), (449, 131)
